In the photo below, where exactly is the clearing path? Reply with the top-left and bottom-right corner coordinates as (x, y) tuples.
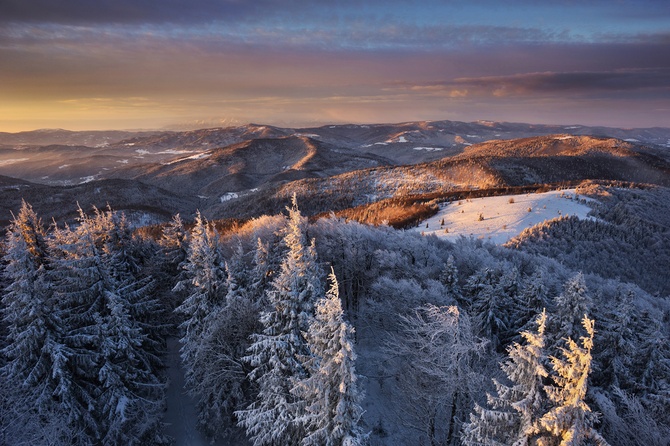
(413, 188), (596, 244)
(163, 338), (212, 446)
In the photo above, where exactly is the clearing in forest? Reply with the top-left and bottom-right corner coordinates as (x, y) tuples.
(414, 188), (596, 244)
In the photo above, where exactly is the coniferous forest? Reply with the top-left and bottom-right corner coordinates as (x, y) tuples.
(1, 181), (669, 445)
(3, 0), (670, 443)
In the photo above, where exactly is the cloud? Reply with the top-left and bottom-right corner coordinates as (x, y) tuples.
(3, 1), (668, 49)
(399, 68), (670, 98)
(0, 1), (410, 26)
(2, 0), (669, 56)
(0, 0), (287, 24)
(4, 0), (668, 26)
(0, 20), (581, 54)
(1, 1), (669, 130)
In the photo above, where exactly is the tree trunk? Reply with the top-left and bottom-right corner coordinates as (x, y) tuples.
(446, 392), (459, 446)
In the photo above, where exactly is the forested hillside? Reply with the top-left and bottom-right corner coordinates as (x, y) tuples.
(1, 184), (668, 445)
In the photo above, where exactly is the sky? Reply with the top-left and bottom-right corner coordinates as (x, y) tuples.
(1, 0), (669, 131)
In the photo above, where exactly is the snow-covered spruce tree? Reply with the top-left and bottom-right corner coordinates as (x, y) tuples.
(0, 201), (79, 443)
(391, 304), (488, 446)
(1, 201), (53, 388)
(187, 242), (261, 440)
(592, 386), (670, 446)
(160, 213), (190, 271)
(518, 269), (550, 333)
(461, 310), (549, 446)
(103, 208), (163, 354)
(536, 315), (609, 446)
(237, 196), (324, 446)
(175, 211), (226, 388)
(635, 312), (670, 409)
(101, 208), (140, 280)
(465, 266), (516, 352)
(221, 242), (248, 304)
(54, 206), (165, 444)
(293, 269), (366, 446)
(594, 286), (636, 390)
(0, 371), (77, 446)
(249, 237), (272, 304)
(549, 273), (592, 353)
(440, 254), (461, 299)
(160, 213), (191, 308)
(194, 291), (261, 439)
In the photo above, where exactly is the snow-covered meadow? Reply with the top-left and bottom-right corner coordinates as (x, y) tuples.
(413, 189), (596, 244)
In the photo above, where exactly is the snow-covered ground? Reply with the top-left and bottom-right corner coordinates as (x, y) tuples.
(413, 189), (596, 244)
(220, 192), (239, 202)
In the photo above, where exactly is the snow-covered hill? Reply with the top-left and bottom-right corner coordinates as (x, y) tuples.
(413, 189), (596, 244)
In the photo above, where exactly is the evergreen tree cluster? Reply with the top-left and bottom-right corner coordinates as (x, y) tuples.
(163, 201), (668, 446)
(508, 186), (670, 296)
(0, 202), (165, 445)
(461, 311), (610, 446)
(167, 197), (366, 445)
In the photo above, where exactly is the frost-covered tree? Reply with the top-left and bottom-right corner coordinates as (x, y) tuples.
(593, 387), (670, 446)
(54, 206), (165, 444)
(293, 269), (366, 446)
(522, 270), (549, 312)
(536, 315), (609, 446)
(175, 211), (226, 385)
(550, 273), (592, 352)
(0, 372), (77, 446)
(103, 209), (163, 351)
(161, 213), (190, 295)
(186, 242), (262, 440)
(191, 291), (260, 439)
(222, 242), (248, 304)
(595, 287), (636, 389)
(465, 267), (514, 351)
(635, 313), (670, 406)
(0, 202), (82, 444)
(102, 208), (142, 280)
(237, 196), (323, 446)
(392, 304), (488, 445)
(95, 288), (164, 444)
(160, 213), (190, 269)
(462, 310), (549, 446)
(1, 201), (53, 387)
(249, 237), (272, 303)
(518, 269), (549, 333)
(440, 254), (461, 298)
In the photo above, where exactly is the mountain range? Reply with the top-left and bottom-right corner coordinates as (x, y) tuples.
(0, 120), (668, 227)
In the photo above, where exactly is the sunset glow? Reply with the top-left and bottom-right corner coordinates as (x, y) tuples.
(1, 0), (669, 131)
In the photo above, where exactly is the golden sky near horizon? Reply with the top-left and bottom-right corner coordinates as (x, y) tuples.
(1, 0), (669, 132)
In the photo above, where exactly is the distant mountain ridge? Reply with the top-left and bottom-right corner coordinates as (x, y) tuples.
(0, 128), (160, 147)
(3, 120), (670, 149)
(0, 120), (668, 228)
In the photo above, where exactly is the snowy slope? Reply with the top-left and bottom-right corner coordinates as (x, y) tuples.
(412, 189), (596, 244)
